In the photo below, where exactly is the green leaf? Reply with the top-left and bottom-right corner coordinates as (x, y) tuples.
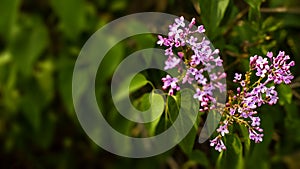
(216, 134), (244, 169)
(97, 41), (125, 83)
(0, 0), (20, 41)
(243, 0), (263, 20)
(198, 109), (221, 143)
(130, 74), (149, 92)
(113, 73), (149, 102)
(184, 150), (209, 168)
(34, 112), (56, 149)
(283, 14), (300, 28)
(1, 65), (20, 113)
(155, 95), (178, 134)
(284, 102), (300, 146)
(199, 0), (230, 38)
(277, 84), (293, 105)
(179, 115), (200, 154)
(58, 56), (75, 115)
(239, 125), (251, 157)
(246, 112), (274, 169)
(106, 110), (134, 155)
(172, 89), (199, 154)
(34, 59), (55, 105)
(243, 0), (262, 11)
(9, 16), (49, 77)
(262, 17), (283, 32)
(216, 149), (224, 169)
(50, 0), (85, 39)
(284, 102), (299, 119)
(143, 92), (165, 136)
(109, 0), (127, 11)
(20, 81), (49, 131)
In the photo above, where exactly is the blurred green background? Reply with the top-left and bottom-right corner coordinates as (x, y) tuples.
(1, 0), (300, 168)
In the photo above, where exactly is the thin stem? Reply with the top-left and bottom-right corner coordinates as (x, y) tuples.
(260, 7), (300, 14)
(290, 82), (300, 89)
(223, 7), (249, 37)
(165, 96), (169, 130)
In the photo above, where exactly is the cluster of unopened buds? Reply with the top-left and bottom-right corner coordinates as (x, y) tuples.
(158, 16), (295, 152)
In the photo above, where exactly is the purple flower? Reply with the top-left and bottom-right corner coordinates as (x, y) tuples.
(240, 110), (256, 118)
(177, 52), (184, 58)
(214, 82), (227, 93)
(175, 16), (185, 27)
(193, 86), (215, 111)
(256, 56), (269, 68)
(250, 116), (261, 126)
(197, 25), (205, 33)
(162, 75), (180, 95)
(229, 108), (236, 115)
(266, 51), (273, 58)
(217, 124), (229, 136)
(210, 137), (218, 146)
(193, 88), (205, 101)
(182, 72), (194, 84)
(189, 18), (196, 28)
(250, 55), (258, 68)
(164, 56), (181, 70)
(249, 129), (263, 143)
(234, 73), (242, 81)
(209, 73), (217, 81)
(254, 56), (270, 78)
(157, 35), (170, 46)
(265, 86), (278, 105)
(158, 17), (296, 153)
(240, 80), (246, 87)
(195, 70), (205, 81)
(210, 137), (226, 152)
(186, 36), (198, 46)
(214, 56), (223, 66)
(270, 51), (295, 84)
(190, 54), (201, 66)
(165, 47), (174, 56)
(250, 51), (295, 83)
(215, 140), (226, 152)
(188, 67), (198, 75)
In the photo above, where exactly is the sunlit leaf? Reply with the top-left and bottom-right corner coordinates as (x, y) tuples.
(9, 16), (49, 77)
(199, 0), (229, 38)
(143, 92), (165, 136)
(113, 73), (149, 102)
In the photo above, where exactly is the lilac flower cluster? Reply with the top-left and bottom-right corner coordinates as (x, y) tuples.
(158, 16), (295, 152)
(210, 51), (295, 152)
(158, 16), (226, 111)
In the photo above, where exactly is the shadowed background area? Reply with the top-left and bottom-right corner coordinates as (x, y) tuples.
(0, 0), (300, 168)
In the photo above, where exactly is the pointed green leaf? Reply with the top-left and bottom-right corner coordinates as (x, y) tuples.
(240, 125), (251, 157)
(0, 0), (20, 40)
(199, 0), (230, 38)
(243, 0), (263, 20)
(114, 73), (149, 102)
(216, 135), (244, 169)
(172, 89), (199, 154)
(50, 0), (85, 39)
(9, 16), (49, 77)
